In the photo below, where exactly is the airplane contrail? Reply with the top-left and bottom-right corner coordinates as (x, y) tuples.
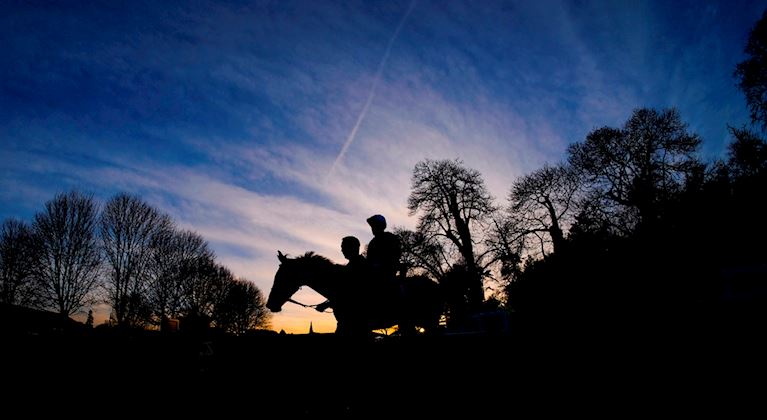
(328, 0), (417, 178)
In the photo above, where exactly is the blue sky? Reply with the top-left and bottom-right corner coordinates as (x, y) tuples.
(1, 0), (764, 332)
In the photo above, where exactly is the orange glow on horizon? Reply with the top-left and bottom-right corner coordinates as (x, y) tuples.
(271, 316), (337, 334)
(79, 302), (339, 334)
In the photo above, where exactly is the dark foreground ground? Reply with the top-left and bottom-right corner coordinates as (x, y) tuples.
(3, 326), (766, 416)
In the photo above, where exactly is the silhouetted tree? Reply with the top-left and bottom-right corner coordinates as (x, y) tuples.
(208, 263), (236, 322)
(179, 255), (228, 327)
(735, 10), (767, 130)
(484, 214), (525, 282)
(394, 227), (449, 280)
(0, 218), (37, 306)
(32, 191), (102, 316)
(100, 193), (172, 327)
(720, 127), (767, 264)
(146, 228), (212, 326)
(408, 159), (496, 311)
(508, 163), (580, 255)
(727, 126), (767, 179)
(568, 108), (701, 234)
(214, 278), (271, 334)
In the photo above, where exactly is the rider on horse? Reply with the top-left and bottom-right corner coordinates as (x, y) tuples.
(316, 236), (367, 314)
(365, 215), (403, 325)
(365, 214), (401, 284)
(315, 215), (403, 335)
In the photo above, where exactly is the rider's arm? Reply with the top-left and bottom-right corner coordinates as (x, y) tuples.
(315, 300), (332, 312)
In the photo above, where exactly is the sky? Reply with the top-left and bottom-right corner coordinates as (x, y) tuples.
(1, 0), (764, 333)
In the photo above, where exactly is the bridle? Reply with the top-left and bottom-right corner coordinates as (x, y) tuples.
(275, 254), (333, 312)
(287, 298), (317, 308)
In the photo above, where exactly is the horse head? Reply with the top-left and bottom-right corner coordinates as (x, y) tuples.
(266, 251), (338, 312)
(265, 251), (300, 312)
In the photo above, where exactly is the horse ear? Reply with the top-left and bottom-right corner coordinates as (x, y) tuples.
(277, 250), (287, 263)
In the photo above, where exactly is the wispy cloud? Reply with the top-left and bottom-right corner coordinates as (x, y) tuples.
(329, 0), (417, 177)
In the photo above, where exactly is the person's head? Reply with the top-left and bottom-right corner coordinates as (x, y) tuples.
(341, 236), (361, 260)
(366, 214), (386, 236)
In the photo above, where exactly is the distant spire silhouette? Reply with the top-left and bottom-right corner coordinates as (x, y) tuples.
(309, 322), (314, 335)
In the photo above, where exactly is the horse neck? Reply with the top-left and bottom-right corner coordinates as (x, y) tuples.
(299, 262), (337, 301)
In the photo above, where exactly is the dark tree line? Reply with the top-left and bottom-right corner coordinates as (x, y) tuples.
(397, 12), (767, 332)
(399, 105), (765, 332)
(0, 191), (270, 334)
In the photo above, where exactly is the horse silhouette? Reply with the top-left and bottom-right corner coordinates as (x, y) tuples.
(266, 251), (443, 336)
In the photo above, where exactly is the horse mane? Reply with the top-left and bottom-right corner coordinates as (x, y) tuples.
(295, 251), (336, 267)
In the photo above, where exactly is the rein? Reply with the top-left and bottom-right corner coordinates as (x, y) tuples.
(287, 298), (317, 308)
(287, 298), (332, 313)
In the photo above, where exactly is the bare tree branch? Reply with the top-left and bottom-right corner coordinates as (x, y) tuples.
(32, 191), (102, 316)
(568, 108), (701, 234)
(407, 159), (495, 309)
(100, 193), (172, 327)
(0, 219), (37, 306)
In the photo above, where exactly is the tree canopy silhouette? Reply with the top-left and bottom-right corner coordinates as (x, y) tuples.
(0, 219), (37, 306)
(214, 278), (271, 334)
(146, 228), (213, 327)
(507, 163), (580, 255)
(568, 108), (701, 235)
(735, 10), (767, 130)
(394, 226), (448, 280)
(728, 126), (767, 179)
(101, 193), (173, 327)
(32, 191), (102, 316)
(408, 159), (495, 312)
